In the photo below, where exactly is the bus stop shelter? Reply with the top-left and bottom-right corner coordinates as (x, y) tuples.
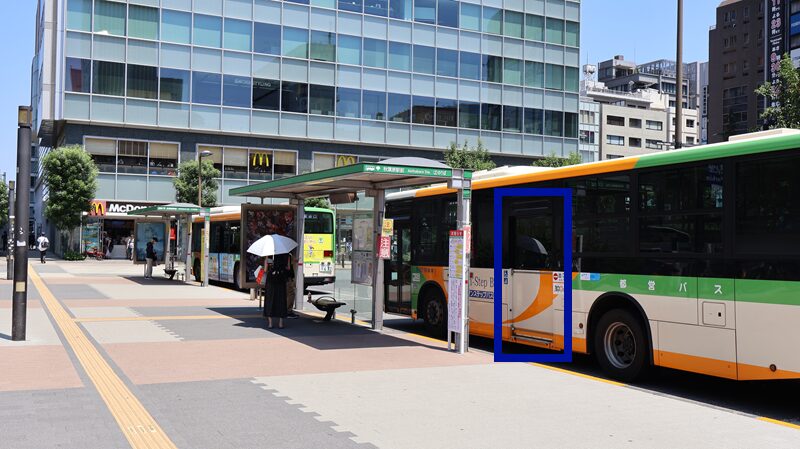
(229, 158), (472, 351)
(128, 202), (211, 285)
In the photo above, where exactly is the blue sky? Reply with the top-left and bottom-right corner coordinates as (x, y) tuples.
(0, 0), (719, 180)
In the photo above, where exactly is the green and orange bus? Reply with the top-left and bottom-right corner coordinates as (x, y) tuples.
(385, 129), (800, 381)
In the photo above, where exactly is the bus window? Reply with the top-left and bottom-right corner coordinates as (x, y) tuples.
(305, 212), (333, 233)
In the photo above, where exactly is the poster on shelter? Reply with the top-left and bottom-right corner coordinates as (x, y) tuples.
(134, 221), (167, 264)
(242, 204), (296, 287)
(82, 223), (100, 254)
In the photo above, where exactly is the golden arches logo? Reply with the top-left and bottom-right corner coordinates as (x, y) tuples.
(251, 152), (271, 167)
(335, 155), (357, 167)
(89, 201), (106, 216)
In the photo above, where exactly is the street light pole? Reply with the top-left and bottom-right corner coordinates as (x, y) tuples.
(675, 0), (684, 149)
(12, 106), (32, 341)
(196, 150), (213, 207)
(6, 180), (14, 280)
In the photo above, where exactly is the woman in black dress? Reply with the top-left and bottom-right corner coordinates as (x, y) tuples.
(263, 253), (291, 329)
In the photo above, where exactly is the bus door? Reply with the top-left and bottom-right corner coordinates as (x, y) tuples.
(385, 219), (412, 314)
(504, 197), (563, 345)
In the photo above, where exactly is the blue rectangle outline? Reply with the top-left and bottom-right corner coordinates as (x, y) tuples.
(493, 188), (573, 363)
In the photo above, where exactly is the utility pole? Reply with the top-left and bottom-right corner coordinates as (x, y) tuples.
(675, 0), (684, 149)
(12, 106), (32, 341)
(6, 180), (14, 280)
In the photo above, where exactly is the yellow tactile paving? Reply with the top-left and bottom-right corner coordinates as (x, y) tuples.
(30, 266), (178, 449)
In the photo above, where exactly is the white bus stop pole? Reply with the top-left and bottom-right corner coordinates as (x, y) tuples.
(457, 185), (471, 354)
(371, 190), (386, 331)
(202, 213), (210, 287)
(294, 198), (305, 311)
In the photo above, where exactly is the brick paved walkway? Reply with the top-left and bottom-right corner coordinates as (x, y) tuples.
(0, 259), (797, 448)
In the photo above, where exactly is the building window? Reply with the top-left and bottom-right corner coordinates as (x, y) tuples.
(128, 5), (159, 40)
(504, 11), (523, 38)
(412, 95), (435, 125)
(544, 110), (562, 136)
(437, 49), (458, 77)
(388, 42), (411, 71)
(646, 139), (661, 149)
(646, 120), (663, 131)
(365, 0), (388, 16)
(248, 149), (272, 181)
(481, 103), (502, 131)
(629, 137), (641, 147)
(65, 58), (91, 93)
(460, 102), (481, 129)
(565, 67), (579, 93)
(160, 68), (190, 102)
(564, 112), (578, 138)
(686, 136), (695, 145)
(162, 10), (191, 44)
(117, 140), (148, 175)
(460, 3), (481, 31)
(94, 0), (126, 36)
(337, 87), (361, 118)
(309, 85), (335, 116)
(413, 45), (436, 74)
(414, 0), (436, 24)
(193, 14), (222, 48)
(362, 90), (386, 120)
(483, 55), (503, 83)
(222, 147), (248, 179)
(254, 23), (281, 55)
(525, 61), (544, 88)
(580, 109), (597, 125)
(503, 58), (522, 85)
(252, 78), (280, 110)
(579, 130), (595, 145)
(525, 14), (544, 41)
(686, 119), (695, 128)
(437, 98), (458, 127)
(388, 93), (411, 122)
(606, 115), (625, 126)
(545, 64), (564, 90)
(502, 105), (522, 132)
(273, 151), (297, 178)
(743, 32), (749, 44)
(223, 75), (252, 108)
(149, 143), (179, 176)
(437, 0), (459, 28)
(363, 38), (388, 68)
(482, 7), (502, 35)
(281, 81), (308, 113)
(524, 108), (543, 134)
(629, 118), (642, 128)
(545, 18), (564, 44)
(192, 72), (222, 105)
(338, 35), (362, 65)
(85, 138), (116, 173)
(127, 65), (158, 99)
(92, 61), (125, 96)
(339, 0), (363, 13)
(606, 154), (623, 160)
(565, 21), (579, 47)
(67, 0), (92, 32)
(283, 27), (309, 59)
(607, 135), (624, 146)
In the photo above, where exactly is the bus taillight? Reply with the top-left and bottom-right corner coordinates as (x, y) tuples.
(323, 250), (333, 258)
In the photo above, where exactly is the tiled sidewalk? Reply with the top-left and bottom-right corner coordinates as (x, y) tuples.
(0, 259), (797, 449)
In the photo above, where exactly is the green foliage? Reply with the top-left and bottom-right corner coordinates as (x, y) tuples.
(63, 249), (86, 261)
(444, 140), (497, 171)
(304, 197), (331, 209)
(173, 159), (221, 207)
(532, 151), (584, 167)
(756, 53), (800, 129)
(0, 181), (7, 228)
(42, 145), (98, 235)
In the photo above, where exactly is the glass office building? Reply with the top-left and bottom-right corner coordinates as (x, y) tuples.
(35, 0), (580, 208)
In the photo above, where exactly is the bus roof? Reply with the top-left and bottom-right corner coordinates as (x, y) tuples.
(402, 128), (800, 199)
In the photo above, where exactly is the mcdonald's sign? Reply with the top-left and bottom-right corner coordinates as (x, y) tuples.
(335, 155), (357, 167)
(250, 152), (271, 169)
(89, 200), (107, 216)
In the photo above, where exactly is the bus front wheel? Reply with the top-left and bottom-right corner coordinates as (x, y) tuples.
(593, 309), (650, 382)
(421, 290), (446, 338)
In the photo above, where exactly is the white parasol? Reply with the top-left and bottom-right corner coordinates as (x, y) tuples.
(246, 234), (298, 257)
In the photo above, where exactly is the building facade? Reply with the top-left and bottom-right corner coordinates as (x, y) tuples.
(596, 55), (700, 110)
(708, 0), (765, 143)
(578, 98), (599, 162)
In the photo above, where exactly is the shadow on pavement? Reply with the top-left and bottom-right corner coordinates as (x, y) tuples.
(208, 306), (450, 352)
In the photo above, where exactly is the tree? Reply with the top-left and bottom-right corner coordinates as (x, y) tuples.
(444, 140), (497, 171)
(0, 181), (7, 228)
(756, 53), (800, 129)
(532, 151), (583, 167)
(173, 159), (221, 207)
(304, 197), (331, 209)
(42, 145), (98, 248)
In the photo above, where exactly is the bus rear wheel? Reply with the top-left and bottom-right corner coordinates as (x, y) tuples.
(421, 290), (446, 338)
(593, 309), (650, 382)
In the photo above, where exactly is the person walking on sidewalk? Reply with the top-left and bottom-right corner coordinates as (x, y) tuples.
(36, 232), (49, 264)
(286, 252), (298, 319)
(144, 237), (158, 279)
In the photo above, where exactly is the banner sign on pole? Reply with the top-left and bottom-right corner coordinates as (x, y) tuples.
(378, 219), (393, 259)
(447, 230), (465, 334)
